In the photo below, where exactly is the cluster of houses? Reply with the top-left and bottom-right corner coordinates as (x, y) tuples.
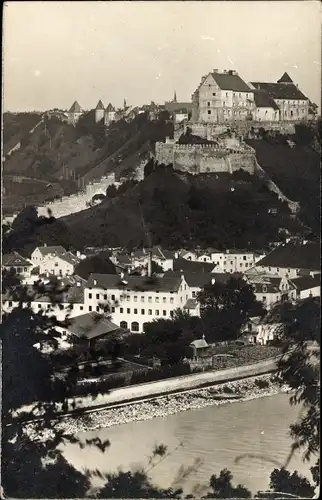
(1, 240), (320, 347)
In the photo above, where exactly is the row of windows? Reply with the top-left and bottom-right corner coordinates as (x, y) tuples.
(120, 317), (173, 332)
(88, 292), (175, 304)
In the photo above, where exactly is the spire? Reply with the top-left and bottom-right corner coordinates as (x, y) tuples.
(123, 98), (127, 109)
(173, 90), (177, 103)
(96, 100), (105, 110)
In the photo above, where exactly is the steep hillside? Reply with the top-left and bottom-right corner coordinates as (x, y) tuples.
(247, 138), (320, 235)
(3, 112), (43, 155)
(4, 167), (306, 256)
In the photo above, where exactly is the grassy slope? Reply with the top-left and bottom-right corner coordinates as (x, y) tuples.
(3, 112), (43, 155)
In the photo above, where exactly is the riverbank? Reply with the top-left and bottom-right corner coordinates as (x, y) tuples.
(25, 374), (290, 440)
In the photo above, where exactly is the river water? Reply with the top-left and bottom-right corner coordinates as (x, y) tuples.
(60, 393), (313, 496)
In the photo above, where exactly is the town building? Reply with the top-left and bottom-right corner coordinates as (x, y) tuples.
(191, 69), (255, 123)
(290, 274), (321, 300)
(242, 317), (283, 345)
(31, 245), (67, 264)
(250, 73), (309, 121)
(248, 241), (320, 279)
(245, 275), (297, 309)
(211, 250), (264, 274)
(2, 252), (33, 278)
(84, 272), (191, 333)
(131, 247), (175, 272)
(38, 251), (81, 277)
(67, 101), (83, 125)
(1, 280), (86, 321)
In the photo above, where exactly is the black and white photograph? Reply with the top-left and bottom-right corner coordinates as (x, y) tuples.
(1, 1), (320, 498)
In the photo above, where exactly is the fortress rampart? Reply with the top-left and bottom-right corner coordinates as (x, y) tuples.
(155, 141), (256, 175)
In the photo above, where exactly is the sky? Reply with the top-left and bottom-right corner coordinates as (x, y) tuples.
(3, 1), (321, 112)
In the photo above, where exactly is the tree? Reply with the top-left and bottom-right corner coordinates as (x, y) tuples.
(269, 468), (315, 498)
(197, 277), (266, 342)
(106, 184), (118, 198)
(205, 469), (251, 498)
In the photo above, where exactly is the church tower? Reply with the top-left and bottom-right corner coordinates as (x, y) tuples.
(173, 90), (177, 103)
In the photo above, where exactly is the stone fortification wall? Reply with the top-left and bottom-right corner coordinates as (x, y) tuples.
(186, 120), (298, 139)
(155, 142), (256, 175)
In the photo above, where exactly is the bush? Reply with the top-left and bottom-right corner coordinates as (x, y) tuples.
(254, 378), (270, 389)
(222, 385), (235, 393)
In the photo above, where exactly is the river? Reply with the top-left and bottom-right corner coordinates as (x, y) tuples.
(60, 393), (313, 496)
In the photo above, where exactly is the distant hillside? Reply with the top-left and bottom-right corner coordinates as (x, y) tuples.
(4, 167), (306, 256)
(3, 111), (173, 214)
(3, 112), (43, 155)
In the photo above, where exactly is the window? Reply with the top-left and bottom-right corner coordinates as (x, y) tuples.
(154, 310), (159, 316)
(170, 297), (174, 304)
(55, 263), (58, 267)
(239, 93), (241, 97)
(141, 296), (144, 302)
(103, 294), (107, 300)
(148, 309), (152, 315)
(162, 297), (166, 303)
(111, 307), (115, 313)
(163, 310), (167, 316)
(192, 291), (196, 298)
(126, 296), (130, 301)
(96, 294), (99, 299)
(143, 322), (148, 332)
(262, 296), (267, 302)
(148, 297), (152, 303)
(213, 93), (216, 96)
(111, 294), (115, 300)
(80, 306), (84, 310)
(141, 309), (145, 315)
(155, 297), (159, 303)
(127, 308), (130, 314)
(262, 285), (267, 293)
(38, 304), (41, 308)
(245, 263), (248, 267)
(47, 304), (50, 309)
(24, 267), (27, 272)
(226, 92), (228, 97)
(240, 263), (243, 267)
(207, 101), (211, 106)
(134, 296), (138, 302)
(208, 110), (211, 115)
(96, 306), (100, 312)
(243, 256), (247, 260)
(8, 301), (12, 307)
(134, 308), (138, 314)
(89, 306), (92, 311)
(70, 305), (74, 310)
(88, 293), (92, 299)
(170, 310), (174, 318)
(120, 321), (128, 329)
(120, 307), (123, 313)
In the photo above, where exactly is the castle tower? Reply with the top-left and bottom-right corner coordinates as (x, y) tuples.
(95, 100), (105, 123)
(123, 98), (127, 110)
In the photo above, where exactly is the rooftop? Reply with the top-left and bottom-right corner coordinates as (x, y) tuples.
(290, 274), (321, 292)
(96, 100), (105, 110)
(277, 72), (293, 83)
(2, 252), (33, 268)
(69, 101), (82, 113)
(34, 245), (66, 257)
(250, 81), (307, 101)
(256, 242), (320, 271)
(106, 103), (115, 112)
(87, 273), (182, 292)
(253, 90), (280, 110)
(210, 70), (251, 93)
(67, 313), (122, 340)
(58, 252), (81, 266)
(173, 258), (215, 274)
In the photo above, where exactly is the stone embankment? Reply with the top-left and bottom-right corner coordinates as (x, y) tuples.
(25, 374), (290, 440)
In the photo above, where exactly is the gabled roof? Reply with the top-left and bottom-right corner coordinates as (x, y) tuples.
(58, 252), (81, 266)
(277, 72), (293, 83)
(184, 298), (199, 310)
(173, 258), (215, 273)
(106, 103), (115, 112)
(165, 102), (194, 113)
(290, 274), (321, 292)
(132, 247), (175, 261)
(96, 100), (105, 110)
(2, 252), (33, 267)
(254, 90), (280, 110)
(210, 71), (251, 93)
(190, 338), (209, 349)
(250, 82), (307, 101)
(67, 313), (122, 340)
(256, 242), (320, 271)
(87, 273), (182, 292)
(3, 283), (84, 304)
(33, 246), (66, 257)
(69, 101), (82, 113)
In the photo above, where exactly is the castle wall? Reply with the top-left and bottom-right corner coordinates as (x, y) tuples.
(155, 142), (256, 175)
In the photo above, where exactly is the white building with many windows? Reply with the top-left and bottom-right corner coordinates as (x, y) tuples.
(84, 273), (191, 333)
(211, 250), (264, 274)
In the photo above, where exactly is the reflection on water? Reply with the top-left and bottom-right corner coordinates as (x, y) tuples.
(60, 393), (312, 495)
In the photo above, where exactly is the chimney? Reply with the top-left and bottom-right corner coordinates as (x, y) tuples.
(147, 251), (152, 278)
